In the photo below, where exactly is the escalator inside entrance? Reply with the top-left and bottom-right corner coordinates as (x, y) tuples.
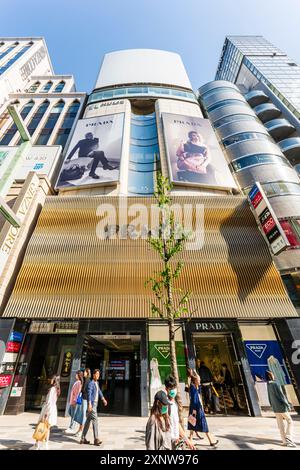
(83, 334), (141, 416)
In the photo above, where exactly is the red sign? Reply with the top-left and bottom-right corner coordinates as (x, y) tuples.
(280, 220), (300, 247)
(0, 374), (12, 388)
(262, 215), (276, 235)
(251, 191), (263, 209)
(6, 341), (21, 353)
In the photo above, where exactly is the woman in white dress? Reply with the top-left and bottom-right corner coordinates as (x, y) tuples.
(34, 375), (60, 450)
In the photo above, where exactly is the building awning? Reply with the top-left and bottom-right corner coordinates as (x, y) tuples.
(2, 195), (297, 319)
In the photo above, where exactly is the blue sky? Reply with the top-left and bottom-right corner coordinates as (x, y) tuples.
(2, 0), (300, 93)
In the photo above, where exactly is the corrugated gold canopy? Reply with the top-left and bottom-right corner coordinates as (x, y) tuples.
(3, 195), (297, 319)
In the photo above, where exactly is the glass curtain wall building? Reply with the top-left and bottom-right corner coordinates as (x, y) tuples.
(216, 36), (300, 170)
(211, 36), (300, 307)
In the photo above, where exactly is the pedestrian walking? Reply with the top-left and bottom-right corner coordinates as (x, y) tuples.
(82, 368), (91, 426)
(219, 363), (241, 410)
(164, 375), (195, 450)
(65, 370), (84, 435)
(145, 391), (172, 450)
(198, 361), (214, 414)
(33, 375), (60, 450)
(80, 369), (107, 446)
(266, 370), (297, 447)
(188, 372), (218, 447)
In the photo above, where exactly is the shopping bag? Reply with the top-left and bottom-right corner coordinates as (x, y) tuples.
(32, 420), (49, 442)
(188, 414), (197, 427)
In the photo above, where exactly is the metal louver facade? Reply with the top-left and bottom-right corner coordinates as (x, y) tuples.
(3, 195), (297, 320)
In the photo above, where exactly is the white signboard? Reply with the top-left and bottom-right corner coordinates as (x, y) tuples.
(14, 145), (62, 181)
(10, 386), (23, 397)
(0, 146), (62, 182)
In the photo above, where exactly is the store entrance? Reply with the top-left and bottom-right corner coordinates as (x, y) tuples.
(25, 334), (76, 412)
(83, 334), (141, 416)
(193, 333), (249, 415)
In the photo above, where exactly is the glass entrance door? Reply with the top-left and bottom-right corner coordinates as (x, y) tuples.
(82, 334), (141, 416)
(192, 333), (249, 415)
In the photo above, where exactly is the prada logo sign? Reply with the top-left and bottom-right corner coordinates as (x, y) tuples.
(20, 46), (47, 81)
(195, 322), (228, 332)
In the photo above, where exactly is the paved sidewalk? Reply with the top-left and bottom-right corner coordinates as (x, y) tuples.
(0, 412), (299, 450)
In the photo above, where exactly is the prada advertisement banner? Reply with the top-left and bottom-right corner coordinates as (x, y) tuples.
(56, 113), (124, 189)
(162, 113), (237, 190)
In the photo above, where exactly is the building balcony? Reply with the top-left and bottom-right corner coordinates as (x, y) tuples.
(279, 137), (300, 164)
(253, 103), (281, 123)
(245, 90), (269, 107)
(265, 119), (295, 141)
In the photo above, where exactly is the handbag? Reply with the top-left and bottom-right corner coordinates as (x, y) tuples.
(76, 392), (83, 405)
(60, 164), (85, 181)
(33, 420), (49, 442)
(188, 414), (197, 427)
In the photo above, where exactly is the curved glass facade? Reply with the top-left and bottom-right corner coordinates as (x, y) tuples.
(222, 132), (273, 148)
(214, 113), (259, 129)
(128, 112), (160, 195)
(231, 153), (291, 172)
(88, 86), (196, 105)
(263, 181), (300, 197)
(200, 85), (239, 98)
(206, 98), (246, 112)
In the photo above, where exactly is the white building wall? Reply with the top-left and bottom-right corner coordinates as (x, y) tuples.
(0, 94), (85, 147)
(0, 38), (53, 110)
(95, 49), (192, 90)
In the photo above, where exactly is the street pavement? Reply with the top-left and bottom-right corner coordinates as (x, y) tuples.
(0, 412), (299, 450)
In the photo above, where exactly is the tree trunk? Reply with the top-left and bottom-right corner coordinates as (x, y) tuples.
(168, 317), (184, 427)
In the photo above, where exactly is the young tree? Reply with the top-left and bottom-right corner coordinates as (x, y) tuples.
(146, 173), (191, 424)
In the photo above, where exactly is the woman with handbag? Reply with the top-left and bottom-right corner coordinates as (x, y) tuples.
(188, 373), (218, 447)
(32, 375), (60, 450)
(65, 370), (84, 436)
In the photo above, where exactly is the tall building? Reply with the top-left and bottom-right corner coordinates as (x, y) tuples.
(199, 36), (300, 309)
(0, 38), (53, 109)
(0, 38), (85, 412)
(1, 48), (298, 419)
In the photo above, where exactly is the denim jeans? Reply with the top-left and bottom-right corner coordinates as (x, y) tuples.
(82, 399), (88, 426)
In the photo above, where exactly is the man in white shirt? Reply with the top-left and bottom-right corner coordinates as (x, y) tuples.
(164, 375), (195, 450)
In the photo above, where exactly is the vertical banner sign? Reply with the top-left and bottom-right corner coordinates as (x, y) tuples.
(248, 182), (290, 255)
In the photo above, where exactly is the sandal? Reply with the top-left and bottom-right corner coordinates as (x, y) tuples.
(210, 440), (219, 447)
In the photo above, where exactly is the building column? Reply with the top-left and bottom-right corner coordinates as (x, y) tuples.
(65, 320), (88, 416)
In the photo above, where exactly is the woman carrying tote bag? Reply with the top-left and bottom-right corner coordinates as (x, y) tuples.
(32, 375), (60, 450)
(65, 370), (84, 436)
